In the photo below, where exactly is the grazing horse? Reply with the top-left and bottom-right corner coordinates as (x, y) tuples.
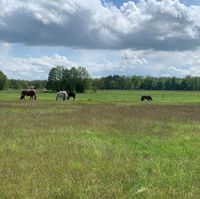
(67, 91), (76, 100)
(141, 95), (153, 101)
(20, 90), (36, 100)
(56, 91), (68, 101)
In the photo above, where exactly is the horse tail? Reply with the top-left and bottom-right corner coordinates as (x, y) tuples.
(34, 94), (36, 100)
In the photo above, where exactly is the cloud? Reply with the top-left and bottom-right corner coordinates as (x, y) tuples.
(0, 0), (200, 51)
(82, 48), (200, 77)
(118, 48), (200, 77)
(1, 48), (200, 80)
(0, 54), (72, 80)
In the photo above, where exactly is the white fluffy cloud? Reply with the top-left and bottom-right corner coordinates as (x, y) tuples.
(0, 54), (71, 80)
(0, 0), (200, 50)
(0, 0), (200, 79)
(118, 49), (200, 77)
(1, 49), (200, 80)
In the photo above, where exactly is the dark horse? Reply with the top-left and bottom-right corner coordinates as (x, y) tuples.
(67, 91), (76, 100)
(141, 95), (153, 101)
(20, 90), (36, 100)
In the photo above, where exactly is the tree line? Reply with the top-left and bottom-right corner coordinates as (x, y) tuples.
(1, 67), (200, 92)
(94, 75), (200, 91)
(0, 71), (47, 90)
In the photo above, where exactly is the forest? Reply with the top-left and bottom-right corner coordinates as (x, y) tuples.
(0, 66), (200, 92)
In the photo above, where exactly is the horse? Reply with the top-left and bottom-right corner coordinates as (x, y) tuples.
(141, 95), (153, 101)
(67, 91), (76, 100)
(56, 91), (68, 101)
(20, 90), (36, 100)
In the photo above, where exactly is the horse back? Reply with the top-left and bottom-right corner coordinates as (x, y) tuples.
(21, 90), (36, 96)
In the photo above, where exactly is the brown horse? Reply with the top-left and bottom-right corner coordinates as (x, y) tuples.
(20, 90), (36, 100)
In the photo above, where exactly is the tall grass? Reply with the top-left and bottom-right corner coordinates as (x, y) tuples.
(1, 91), (200, 198)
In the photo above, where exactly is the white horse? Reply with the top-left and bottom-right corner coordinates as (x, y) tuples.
(56, 91), (68, 101)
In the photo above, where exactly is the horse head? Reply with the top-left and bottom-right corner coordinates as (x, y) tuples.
(20, 95), (25, 100)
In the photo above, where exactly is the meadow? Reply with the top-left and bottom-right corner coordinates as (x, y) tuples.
(1, 90), (200, 198)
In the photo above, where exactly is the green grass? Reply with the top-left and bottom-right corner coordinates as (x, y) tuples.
(1, 89), (200, 103)
(1, 90), (200, 198)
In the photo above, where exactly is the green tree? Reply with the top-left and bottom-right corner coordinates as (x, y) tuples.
(46, 66), (64, 91)
(91, 78), (100, 92)
(131, 76), (142, 90)
(8, 79), (21, 89)
(46, 66), (90, 92)
(0, 71), (8, 90)
(62, 67), (90, 93)
(141, 76), (154, 90)
(76, 67), (90, 92)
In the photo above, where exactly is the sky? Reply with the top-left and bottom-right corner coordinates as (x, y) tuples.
(0, 0), (200, 80)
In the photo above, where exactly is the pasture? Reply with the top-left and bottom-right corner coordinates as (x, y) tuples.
(1, 90), (200, 198)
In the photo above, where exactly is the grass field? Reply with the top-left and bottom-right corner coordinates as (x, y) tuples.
(1, 90), (200, 103)
(1, 90), (200, 198)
